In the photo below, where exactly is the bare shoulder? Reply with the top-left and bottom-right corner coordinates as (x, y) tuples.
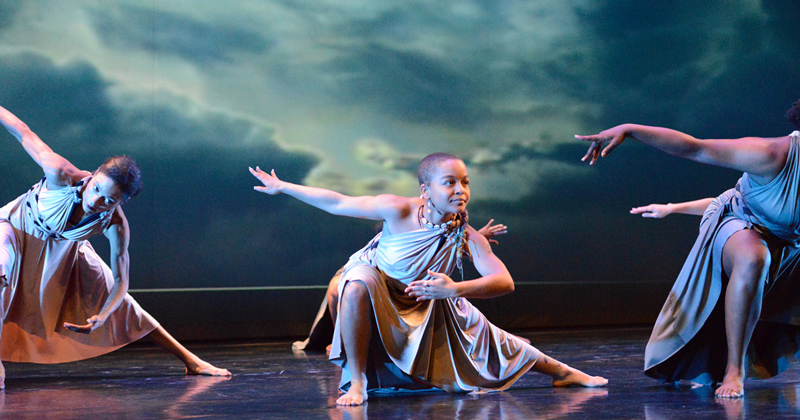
(40, 151), (91, 188)
(466, 224), (491, 248)
(379, 194), (418, 219)
(465, 224), (499, 263)
(765, 135), (792, 158)
(708, 135), (793, 180)
(106, 207), (129, 233)
(103, 207), (130, 250)
(733, 134), (790, 152)
(756, 135), (792, 175)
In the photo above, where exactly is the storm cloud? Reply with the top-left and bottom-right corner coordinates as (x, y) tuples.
(90, 5), (273, 66)
(0, 1), (798, 290)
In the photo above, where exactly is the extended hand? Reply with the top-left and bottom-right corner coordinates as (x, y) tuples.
(477, 219), (507, 244)
(405, 270), (456, 301)
(575, 125), (628, 165)
(250, 166), (283, 195)
(630, 204), (672, 218)
(63, 315), (105, 334)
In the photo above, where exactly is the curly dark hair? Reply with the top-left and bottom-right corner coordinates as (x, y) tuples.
(785, 99), (800, 130)
(96, 155), (142, 200)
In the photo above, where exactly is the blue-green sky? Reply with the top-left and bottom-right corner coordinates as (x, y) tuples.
(1, 0), (799, 289)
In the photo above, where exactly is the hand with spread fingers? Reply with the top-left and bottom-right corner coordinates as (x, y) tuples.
(250, 166), (284, 195)
(405, 270), (457, 301)
(571, 98), (800, 399)
(477, 218), (507, 244)
(575, 125), (629, 165)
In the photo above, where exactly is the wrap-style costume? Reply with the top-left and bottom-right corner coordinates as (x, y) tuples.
(645, 131), (800, 384)
(0, 177), (158, 363)
(329, 220), (540, 393)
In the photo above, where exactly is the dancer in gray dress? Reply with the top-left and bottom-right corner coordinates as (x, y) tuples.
(576, 99), (800, 398)
(251, 153), (607, 406)
(0, 105), (229, 389)
(292, 220), (507, 353)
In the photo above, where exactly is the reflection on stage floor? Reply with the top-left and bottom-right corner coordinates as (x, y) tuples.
(2, 327), (799, 419)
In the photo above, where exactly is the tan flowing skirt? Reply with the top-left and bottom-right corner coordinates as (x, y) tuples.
(329, 263), (539, 393)
(0, 220), (158, 363)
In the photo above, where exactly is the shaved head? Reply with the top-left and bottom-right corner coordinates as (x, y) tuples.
(417, 152), (461, 185)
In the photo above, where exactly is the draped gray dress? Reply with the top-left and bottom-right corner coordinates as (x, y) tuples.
(645, 131), (800, 384)
(329, 221), (540, 393)
(0, 177), (158, 363)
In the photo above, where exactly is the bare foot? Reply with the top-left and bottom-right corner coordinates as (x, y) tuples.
(291, 339), (309, 353)
(186, 361), (231, 376)
(715, 372), (744, 398)
(552, 366), (608, 388)
(326, 344), (332, 357)
(336, 383), (368, 406)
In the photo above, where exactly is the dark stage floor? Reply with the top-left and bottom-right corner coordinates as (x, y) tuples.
(2, 327), (799, 419)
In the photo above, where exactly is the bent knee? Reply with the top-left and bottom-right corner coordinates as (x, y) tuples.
(732, 244), (771, 278)
(723, 230), (771, 283)
(341, 280), (370, 302)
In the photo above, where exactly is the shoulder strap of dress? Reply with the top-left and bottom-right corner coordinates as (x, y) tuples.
(73, 175), (92, 188)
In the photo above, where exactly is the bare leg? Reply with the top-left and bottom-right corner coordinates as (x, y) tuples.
(530, 351), (608, 387)
(146, 326), (231, 376)
(336, 281), (372, 406)
(717, 229), (769, 398)
(325, 271), (342, 354)
(327, 270), (342, 322)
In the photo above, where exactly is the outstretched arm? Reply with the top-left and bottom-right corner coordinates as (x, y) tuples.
(576, 124), (789, 181)
(0, 105), (88, 186)
(630, 197), (714, 218)
(63, 209), (130, 334)
(0, 105), (52, 165)
(405, 227), (514, 301)
(250, 166), (406, 221)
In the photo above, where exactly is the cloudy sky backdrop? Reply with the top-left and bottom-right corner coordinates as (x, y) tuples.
(1, 0), (799, 290)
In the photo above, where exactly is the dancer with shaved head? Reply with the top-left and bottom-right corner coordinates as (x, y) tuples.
(252, 152), (606, 406)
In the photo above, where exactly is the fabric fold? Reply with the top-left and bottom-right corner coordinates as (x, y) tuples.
(0, 177), (158, 363)
(330, 222), (539, 393)
(645, 131), (800, 384)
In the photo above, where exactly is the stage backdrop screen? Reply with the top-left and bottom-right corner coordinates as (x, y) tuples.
(1, 1), (799, 298)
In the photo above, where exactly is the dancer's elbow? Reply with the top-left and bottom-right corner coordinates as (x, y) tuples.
(505, 280), (515, 294)
(496, 275), (514, 295)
